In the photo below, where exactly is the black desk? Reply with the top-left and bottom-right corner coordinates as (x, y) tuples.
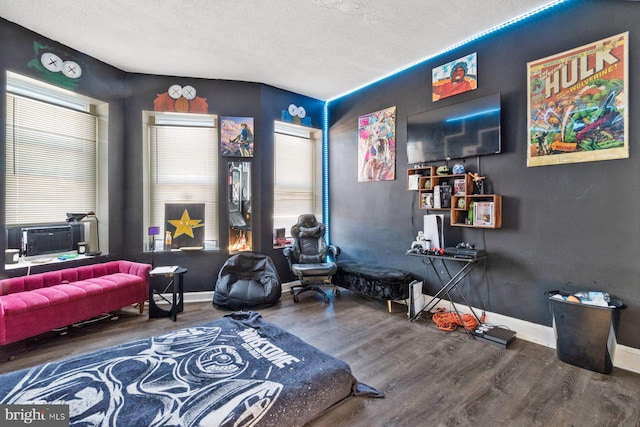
(148, 266), (187, 321)
(407, 252), (484, 330)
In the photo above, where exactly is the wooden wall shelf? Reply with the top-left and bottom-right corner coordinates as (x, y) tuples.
(407, 166), (502, 229)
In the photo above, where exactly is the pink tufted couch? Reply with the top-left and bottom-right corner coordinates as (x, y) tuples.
(0, 260), (151, 345)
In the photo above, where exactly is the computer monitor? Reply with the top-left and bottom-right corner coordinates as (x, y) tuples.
(22, 225), (73, 258)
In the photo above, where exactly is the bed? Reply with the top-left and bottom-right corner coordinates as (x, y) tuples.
(0, 311), (382, 426)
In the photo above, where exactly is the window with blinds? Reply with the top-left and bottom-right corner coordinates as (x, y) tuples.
(273, 122), (322, 235)
(146, 113), (219, 249)
(5, 93), (98, 225)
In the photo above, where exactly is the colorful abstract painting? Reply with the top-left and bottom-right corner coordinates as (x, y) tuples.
(358, 106), (396, 182)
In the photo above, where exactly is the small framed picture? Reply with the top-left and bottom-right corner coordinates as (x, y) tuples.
(221, 116), (254, 157)
(439, 184), (451, 208)
(453, 178), (466, 196)
(473, 202), (494, 226)
(420, 193), (434, 209)
(408, 174), (420, 190)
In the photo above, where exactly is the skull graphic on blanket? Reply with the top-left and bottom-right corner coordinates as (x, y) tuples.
(0, 326), (284, 426)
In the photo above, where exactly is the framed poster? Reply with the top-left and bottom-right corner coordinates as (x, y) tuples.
(432, 53), (477, 101)
(165, 203), (205, 249)
(473, 202), (494, 227)
(527, 32), (628, 167)
(358, 106), (396, 182)
(221, 116), (254, 157)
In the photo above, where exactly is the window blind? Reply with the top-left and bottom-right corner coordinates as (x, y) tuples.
(273, 132), (317, 233)
(5, 93), (97, 224)
(149, 124), (219, 242)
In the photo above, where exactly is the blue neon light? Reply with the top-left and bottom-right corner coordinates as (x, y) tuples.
(322, 101), (330, 243)
(446, 108), (500, 122)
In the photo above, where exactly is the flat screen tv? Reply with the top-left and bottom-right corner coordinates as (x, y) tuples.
(407, 92), (501, 164)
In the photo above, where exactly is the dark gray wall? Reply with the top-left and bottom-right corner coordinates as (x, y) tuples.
(122, 74), (323, 290)
(0, 18), (323, 290)
(0, 18), (128, 266)
(327, 0), (640, 348)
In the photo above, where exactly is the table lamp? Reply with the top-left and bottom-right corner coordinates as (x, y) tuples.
(148, 226), (160, 267)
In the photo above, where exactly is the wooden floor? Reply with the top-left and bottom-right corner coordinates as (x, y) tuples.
(2, 289), (640, 427)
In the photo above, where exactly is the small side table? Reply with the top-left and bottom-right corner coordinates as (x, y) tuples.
(406, 253), (485, 333)
(148, 266), (187, 321)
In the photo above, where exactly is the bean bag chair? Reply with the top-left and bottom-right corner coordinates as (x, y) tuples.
(213, 252), (282, 310)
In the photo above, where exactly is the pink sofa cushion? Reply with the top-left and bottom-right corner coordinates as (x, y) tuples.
(0, 261), (145, 296)
(0, 260), (151, 345)
(2, 273), (144, 315)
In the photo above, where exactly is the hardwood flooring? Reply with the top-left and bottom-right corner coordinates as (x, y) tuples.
(1, 289), (639, 427)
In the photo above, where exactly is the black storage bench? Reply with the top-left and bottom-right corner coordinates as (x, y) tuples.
(332, 260), (413, 312)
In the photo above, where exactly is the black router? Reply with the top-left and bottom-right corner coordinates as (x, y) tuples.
(471, 326), (516, 348)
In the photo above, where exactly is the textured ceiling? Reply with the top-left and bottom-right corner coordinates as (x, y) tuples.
(0, 0), (562, 100)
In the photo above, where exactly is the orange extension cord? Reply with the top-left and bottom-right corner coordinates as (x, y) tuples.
(431, 307), (484, 331)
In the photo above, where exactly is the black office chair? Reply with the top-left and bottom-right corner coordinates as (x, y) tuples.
(283, 214), (340, 303)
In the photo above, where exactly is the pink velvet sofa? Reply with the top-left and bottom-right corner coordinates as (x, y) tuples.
(0, 260), (151, 345)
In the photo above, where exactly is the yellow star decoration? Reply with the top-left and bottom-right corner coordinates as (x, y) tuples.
(168, 209), (204, 239)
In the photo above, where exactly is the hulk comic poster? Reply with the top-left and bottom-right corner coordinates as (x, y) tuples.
(527, 32), (628, 167)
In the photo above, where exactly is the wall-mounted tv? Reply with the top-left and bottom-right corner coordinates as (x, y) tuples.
(407, 92), (501, 164)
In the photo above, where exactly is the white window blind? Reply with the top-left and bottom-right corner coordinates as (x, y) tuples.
(5, 93), (97, 224)
(149, 123), (219, 243)
(273, 130), (319, 233)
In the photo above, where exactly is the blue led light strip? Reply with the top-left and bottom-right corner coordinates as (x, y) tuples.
(325, 0), (570, 102)
(322, 101), (330, 243)
(446, 108), (500, 122)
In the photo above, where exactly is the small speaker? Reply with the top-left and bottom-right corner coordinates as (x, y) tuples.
(77, 241), (88, 255)
(5, 249), (19, 264)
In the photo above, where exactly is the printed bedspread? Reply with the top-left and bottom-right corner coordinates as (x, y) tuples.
(0, 311), (382, 426)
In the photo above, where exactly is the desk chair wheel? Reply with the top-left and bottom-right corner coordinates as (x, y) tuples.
(291, 284), (331, 303)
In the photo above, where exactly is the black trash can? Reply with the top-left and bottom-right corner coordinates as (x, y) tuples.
(547, 290), (624, 374)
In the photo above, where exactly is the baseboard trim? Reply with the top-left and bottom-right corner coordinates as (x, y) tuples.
(148, 291), (214, 306)
(176, 287), (640, 374)
(160, 283), (296, 305)
(184, 290), (215, 303)
(419, 296), (640, 374)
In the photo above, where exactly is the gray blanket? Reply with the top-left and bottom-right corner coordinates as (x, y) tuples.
(0, 311), (382, 426)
